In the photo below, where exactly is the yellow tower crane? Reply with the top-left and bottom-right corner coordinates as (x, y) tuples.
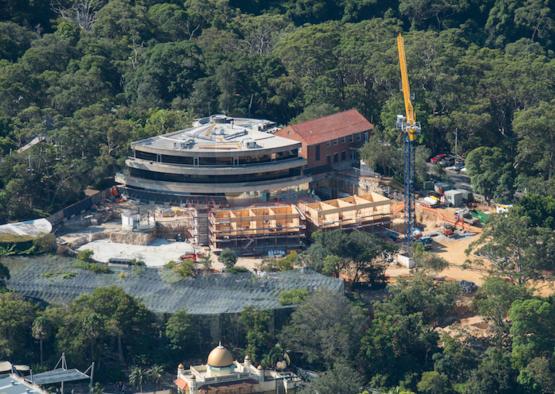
(396, 33), (421, 253)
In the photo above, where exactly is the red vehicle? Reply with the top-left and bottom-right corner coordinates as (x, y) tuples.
(442, 223), (455, 237)
(180, 251), (206, 262)
(430, 153), (447, 164)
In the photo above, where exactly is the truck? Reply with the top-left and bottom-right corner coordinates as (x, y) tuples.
(416, 236), (433, 250)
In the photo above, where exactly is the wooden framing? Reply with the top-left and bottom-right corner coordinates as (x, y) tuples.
(209, 205), (306, 255)
(297, 192), (392, 230)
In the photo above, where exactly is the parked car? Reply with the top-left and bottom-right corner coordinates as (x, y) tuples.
(459, 280), (478, 294)
(439, 156), (456, 167)
(446, 161), (465, 172)
(430, 153), (447, 164)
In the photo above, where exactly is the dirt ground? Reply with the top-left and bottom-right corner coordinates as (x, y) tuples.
(388, 204), (554, 296)
(433, 235), (488, 284)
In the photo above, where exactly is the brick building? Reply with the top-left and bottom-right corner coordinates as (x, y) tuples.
(276, 109), (373, 173)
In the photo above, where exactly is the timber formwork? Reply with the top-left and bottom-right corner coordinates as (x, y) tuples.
(209, 205), (306, 256)
(297, 193), (392, 231)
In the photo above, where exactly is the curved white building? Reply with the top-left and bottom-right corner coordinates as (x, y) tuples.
(116, 115), (311, 200)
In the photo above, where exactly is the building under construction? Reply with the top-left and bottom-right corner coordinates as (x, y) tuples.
(298, 193), (392, 232)
(209, 205), (305, 256)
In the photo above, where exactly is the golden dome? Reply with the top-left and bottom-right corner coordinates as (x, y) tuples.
(207, 343), (234, 368)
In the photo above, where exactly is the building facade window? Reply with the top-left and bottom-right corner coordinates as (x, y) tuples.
(315, 144), (321, 161)
(341, 151), (346, 161)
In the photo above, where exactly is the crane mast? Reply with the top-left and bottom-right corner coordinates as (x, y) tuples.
(396, 33), (420, 254)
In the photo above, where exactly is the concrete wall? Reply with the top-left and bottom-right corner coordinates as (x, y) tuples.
(47, 187), (113, 228)
(126, 157), (307, 176)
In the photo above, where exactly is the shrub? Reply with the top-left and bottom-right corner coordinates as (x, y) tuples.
(165, 260), (177, 269)
(73, 261), (112, 274)
(219, 248), (238, 269)
(129, 259), (145, 266)
(32, 233), (57, 254)
(227, 266), (249, 274)
(279, 288), (309, 305)
(76, 249), (94, 262)
(174, 259), (195, 278)
(166, 259), (195, 278)
(261, 251), (298, 272)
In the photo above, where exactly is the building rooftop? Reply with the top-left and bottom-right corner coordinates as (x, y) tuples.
(279, 109), (373, 145)
(0, 375), (45, 394)
(132, 115), (297, 154)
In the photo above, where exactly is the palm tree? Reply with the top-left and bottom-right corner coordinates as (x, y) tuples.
(32, 316), (51, 365)
(148, 365), (164, 393)
(129, 366), (146, 393)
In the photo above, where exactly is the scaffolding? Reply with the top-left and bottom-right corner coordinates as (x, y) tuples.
(209, 205), (306, 256)
(297, 193), (392, 231)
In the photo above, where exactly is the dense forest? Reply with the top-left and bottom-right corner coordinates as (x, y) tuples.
(2, 2), (555, 393)
(0, 0), (554, 223)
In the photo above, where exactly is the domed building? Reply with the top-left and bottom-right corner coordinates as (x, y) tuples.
(175, 343), (300, 393)
(206, 344), (235, 376)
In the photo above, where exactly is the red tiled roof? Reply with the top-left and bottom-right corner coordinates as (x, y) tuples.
(280, 109), (373, 145)
(175, 378), (188, 390)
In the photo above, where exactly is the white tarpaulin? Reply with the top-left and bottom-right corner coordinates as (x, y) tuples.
(0, 219), (52, 242)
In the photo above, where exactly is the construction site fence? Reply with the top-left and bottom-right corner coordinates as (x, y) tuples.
(47, 188), (113, 227)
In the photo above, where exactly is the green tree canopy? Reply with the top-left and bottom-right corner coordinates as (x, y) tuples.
(467, 210), (555, 284)
(279, 290), (365, 369)
(299, 360), (365, 394)
(465, 146), (515, 201)
(53, 286), (157, 379)
(0, 292), (36, 360)
(165, 310), (195, 355)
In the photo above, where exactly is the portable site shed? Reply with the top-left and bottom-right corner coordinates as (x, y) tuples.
(444, 189), (472, 207)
